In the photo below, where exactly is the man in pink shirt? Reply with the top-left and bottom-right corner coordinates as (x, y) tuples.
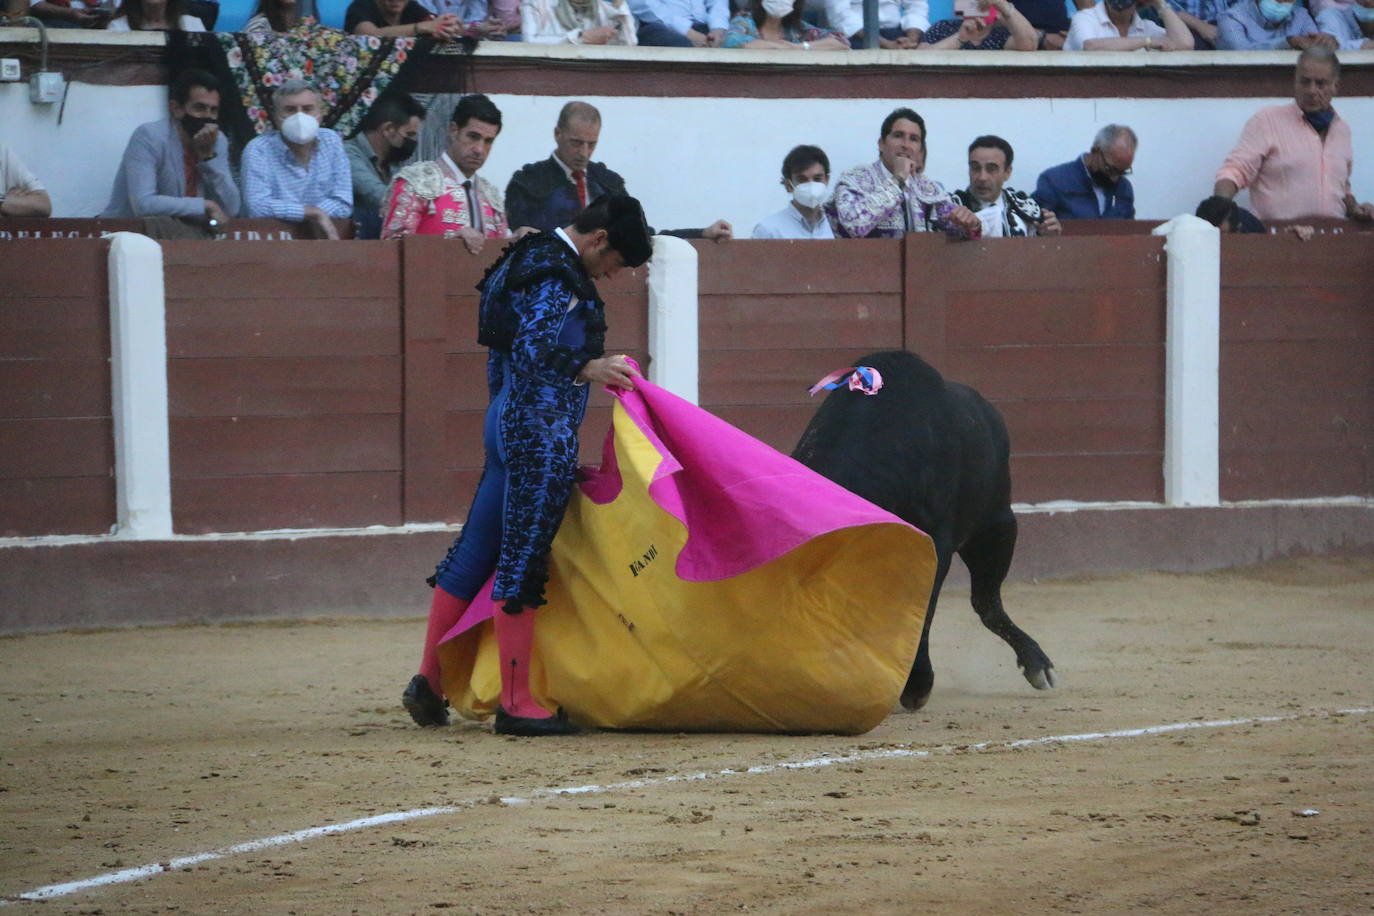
(1214, 48), (1374, 222)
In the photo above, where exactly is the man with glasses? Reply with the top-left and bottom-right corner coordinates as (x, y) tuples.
(1033, 124), (1138, 220)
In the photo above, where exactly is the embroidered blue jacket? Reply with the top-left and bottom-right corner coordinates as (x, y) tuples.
(457, 232), (607, 612)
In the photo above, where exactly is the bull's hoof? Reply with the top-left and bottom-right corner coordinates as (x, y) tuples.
(1021, 664), (1057, 690)
(899, 687), (932, 711)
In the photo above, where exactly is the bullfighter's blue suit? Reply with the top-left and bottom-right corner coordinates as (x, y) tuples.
(429, 229), (607, 613)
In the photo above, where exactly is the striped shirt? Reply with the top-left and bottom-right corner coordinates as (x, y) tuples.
(241, 128), (353, 222)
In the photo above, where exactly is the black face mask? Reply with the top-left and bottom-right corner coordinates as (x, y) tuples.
(180, 114), (217, 139)
(387, 136), (418, 164)
(1090, 169), (1118, 191)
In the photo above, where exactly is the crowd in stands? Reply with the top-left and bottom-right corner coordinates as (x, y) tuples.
(10, 0), (1374, 51)
(0, 48), (1368, 239)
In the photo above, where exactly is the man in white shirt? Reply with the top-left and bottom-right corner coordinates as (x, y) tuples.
(627, 0), (729, 45)
(752, 145), (835, 240)
(825, 0), (929, 47)
(0, 142), (52, 217)
(1065, 0), (1194, 49)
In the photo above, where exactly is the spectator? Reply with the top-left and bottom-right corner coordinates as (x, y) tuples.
(505, 101), (733, 240)
(106, 0), (206, 29)
(1316, 0), (1374, 46)
(1196, 194), (1317, 239)
(421, 0), (517, 34)
(722, 0), (848, 47)
(954, 135), (1061, 237)
(752, 144), (834, 239)
(522, 0), (637, 43)
(1064, 0), (1193, 49)
(347, 91), (425, 239)
(25, 0), (110, 28)
(244, 0), (301, 31)
(1163, 0), (1223, 47)
(345, 0), (463, 37)
(1195, 195), (1268, 233)
(102, 68), (240, 226)
(916, 0), (1038, 49)
(1214, 48), (1373, 222)
(1034, 124), (1137, 220)
(824, 0), (927, 46)
(1011, 0), (1070, 48)
(381, 93), (514, 249)
(0, 142), (52, 218)
(828, 107), (980, 239)
(241, 78), (351, 239)
(1216, 0), (1334, 49)
(626, 0), (728, 46)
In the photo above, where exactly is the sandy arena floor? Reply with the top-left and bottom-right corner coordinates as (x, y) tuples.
(2, 556), (1372, 915)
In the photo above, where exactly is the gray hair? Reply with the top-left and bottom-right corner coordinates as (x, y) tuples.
(1297, 46), (1340, 78)
(274, 78), (320, 110)
(1092, 124), (1138, 151)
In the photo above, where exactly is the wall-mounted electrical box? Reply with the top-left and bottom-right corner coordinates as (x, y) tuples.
(29, 71), (64, 104)
(0, 59), (21, 82)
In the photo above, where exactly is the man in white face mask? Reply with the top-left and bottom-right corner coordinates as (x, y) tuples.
(751, 144), (834, 239)
(242, 78), (354, 240)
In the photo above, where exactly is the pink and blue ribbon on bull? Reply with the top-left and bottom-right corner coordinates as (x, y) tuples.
(808, 366), (884, 397)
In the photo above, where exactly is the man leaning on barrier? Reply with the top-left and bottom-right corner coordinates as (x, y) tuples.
(242, 79), (352, 240)
(954, 135), (1060, 237)
(828, 107), (980, 239)
(102, 68), (240, 233)
(0, 142), (52, 218)
(1034, 124), (1138, 221)
(1213, 48), (1373, 222)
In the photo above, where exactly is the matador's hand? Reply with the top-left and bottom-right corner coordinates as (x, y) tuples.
(578, 354), (639, 390)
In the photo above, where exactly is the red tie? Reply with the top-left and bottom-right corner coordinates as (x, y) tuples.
(573, 169), (587, 208)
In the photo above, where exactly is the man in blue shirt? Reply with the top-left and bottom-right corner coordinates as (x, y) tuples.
(626, 0), (729, 45)
(1033, 124), (1137, 220)
(241, 78), (352, 239)
(1216, 0), (1335, 49)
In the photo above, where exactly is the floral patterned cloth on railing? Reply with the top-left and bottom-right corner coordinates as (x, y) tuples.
(208, 21), (430, 140)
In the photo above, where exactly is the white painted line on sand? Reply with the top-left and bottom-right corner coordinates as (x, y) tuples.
(6, 706), (1370, 904)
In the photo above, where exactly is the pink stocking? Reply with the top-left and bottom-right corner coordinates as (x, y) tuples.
(493, 608), (554, 720)
(417, 588), (471, 691)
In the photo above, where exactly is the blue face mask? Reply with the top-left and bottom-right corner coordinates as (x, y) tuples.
(1353, 3), (1374, 20)
(1258, 0), (1293, 22)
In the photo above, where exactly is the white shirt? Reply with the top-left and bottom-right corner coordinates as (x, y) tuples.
(825, 0), (929, 38)
(1064, 2), (1165, 49)
(0, 143), (44, 203)
(752, 203), (835, 240)
(106, 13), (207, 29)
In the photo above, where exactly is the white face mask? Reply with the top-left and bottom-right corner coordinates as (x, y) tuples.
(762, 0), (794, 16)
(791, 181), (829, 209)
(281, 111), (320, 145)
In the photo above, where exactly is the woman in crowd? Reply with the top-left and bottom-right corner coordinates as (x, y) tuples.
(917, 0), (1038, 49)
(244, 0), (302, 31)
(106, 0), (206, 30)
(345, 0), (463, 38)
(521, 0), (637, 44)
(722, 0), (849, 48)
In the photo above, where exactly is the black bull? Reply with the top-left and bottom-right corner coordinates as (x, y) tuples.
(792, 350), (1056, 710)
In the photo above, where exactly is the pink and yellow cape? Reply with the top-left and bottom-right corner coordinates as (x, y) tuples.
(437, 378), (936, 735)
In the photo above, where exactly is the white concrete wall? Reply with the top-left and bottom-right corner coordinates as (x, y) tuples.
(4, 81), (1373, 228)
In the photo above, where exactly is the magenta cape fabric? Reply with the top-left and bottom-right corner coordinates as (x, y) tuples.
(440, 377), (919, 645)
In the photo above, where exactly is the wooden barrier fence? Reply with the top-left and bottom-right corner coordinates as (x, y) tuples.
(1, 231), (1370, 539)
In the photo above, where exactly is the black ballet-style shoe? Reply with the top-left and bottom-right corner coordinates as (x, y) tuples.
(493, 706), (581, 737)
(401, 674), (449, 727)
